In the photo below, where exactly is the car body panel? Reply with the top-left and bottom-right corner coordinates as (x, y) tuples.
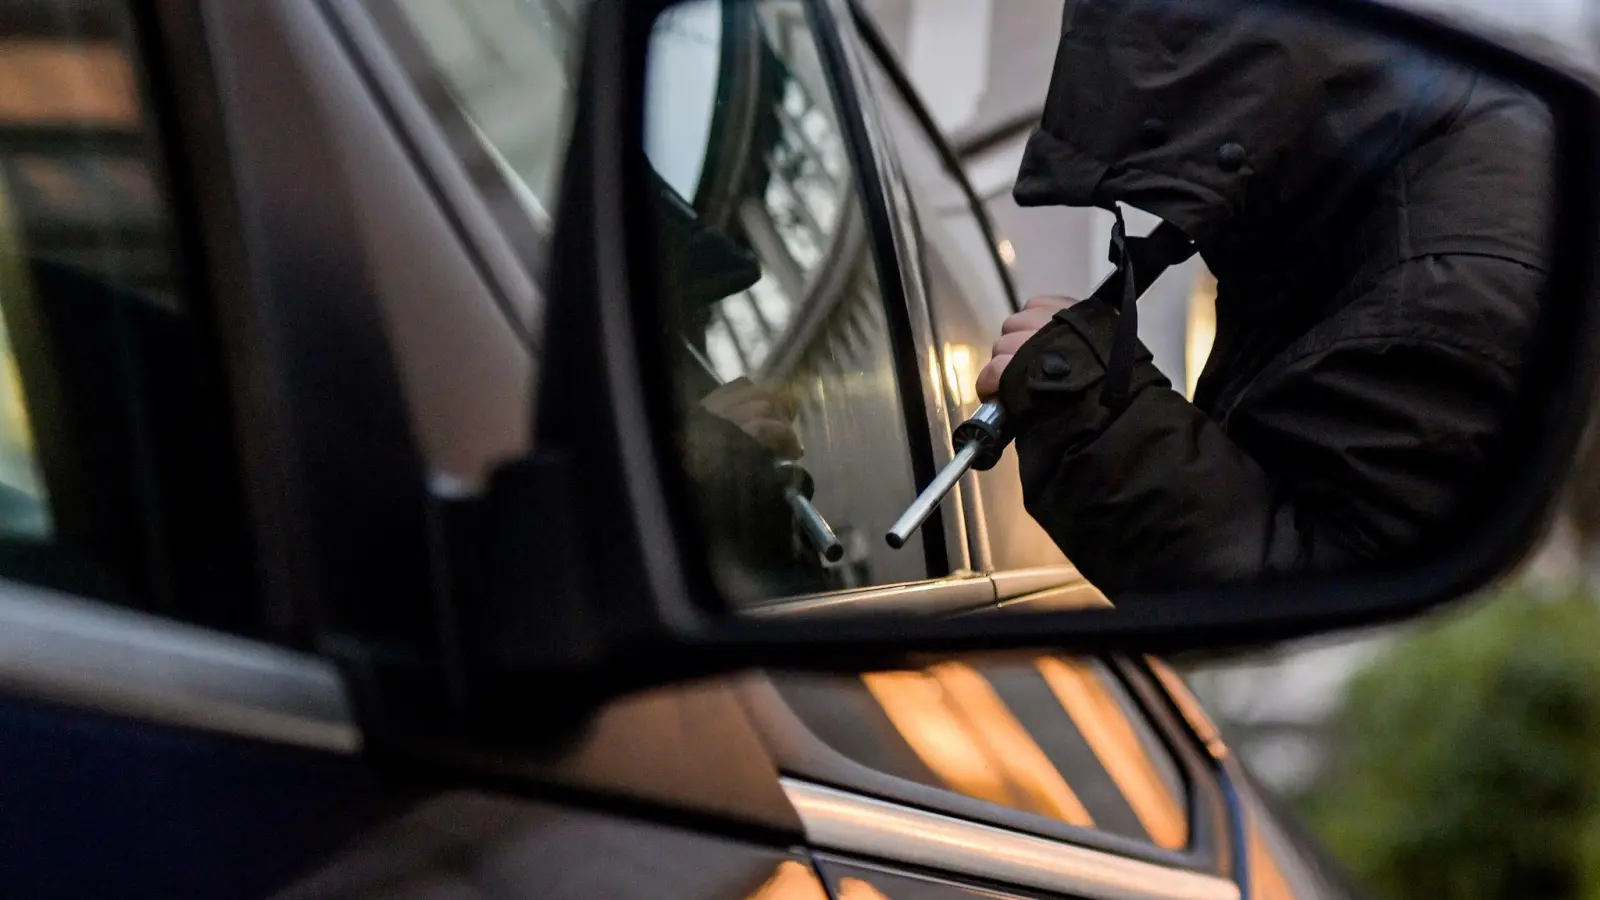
(0, 1), (1361, 898)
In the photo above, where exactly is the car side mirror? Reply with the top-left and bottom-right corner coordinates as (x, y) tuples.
(458, 0), (1600, 729)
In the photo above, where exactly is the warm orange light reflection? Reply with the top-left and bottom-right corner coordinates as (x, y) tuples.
(1036, 657), (1187, 849)
(1249, 818), (1296, 900)
(1146, 658), (1228, 760)
(942, 342), (980, 408)
(837, 876), (894, 900)
(745, 860), (830, 900)
(1185, 269), (1217, 400)
(862, 664), (1093, 826)
(863, 669), (1013, 808)
(930, 663), (1093, 825)
(0, 41), (137, 125)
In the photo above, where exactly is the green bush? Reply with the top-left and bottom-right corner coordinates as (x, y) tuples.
(1299, 583), (1600, 900)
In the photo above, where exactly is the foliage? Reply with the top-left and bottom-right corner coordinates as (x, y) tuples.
(1297, 582), (1600, 900)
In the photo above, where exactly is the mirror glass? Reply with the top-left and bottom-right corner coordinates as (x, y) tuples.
(640, 0), (1559, 616)
(645, 0), (931, 604)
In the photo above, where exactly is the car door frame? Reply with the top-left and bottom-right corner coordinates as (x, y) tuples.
(838, 0), (1106, 609)
(738, 654), (1244, 900)
(0, 0), (368, 748)
(0, 0), (415, 894)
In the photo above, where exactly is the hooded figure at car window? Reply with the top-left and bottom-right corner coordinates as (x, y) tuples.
(983, 0), (1554, 592)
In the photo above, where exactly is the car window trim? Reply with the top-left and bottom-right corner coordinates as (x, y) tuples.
(738, 670), (1228, 873)
(742, 574), (996, 619)
(1114, 659), (1241, 881)
(809, 0), (954, 578)
(743, 565), (1103, 616)
(980, 565), (1112, 612)
(843, 0), (1021, 314)
(843, 0), (1043, 576)
(991, 564), (1092, 601)
(0, 577), (360, 753)
(785, 779), (1240, 900)
(329, 0), (547, 348)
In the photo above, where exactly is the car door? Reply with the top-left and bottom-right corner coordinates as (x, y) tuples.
(0, 2), (400, 895)
(0, 4), (1355, 900)
(748, 652), (1237, 900)
(0, 2), (846, 897)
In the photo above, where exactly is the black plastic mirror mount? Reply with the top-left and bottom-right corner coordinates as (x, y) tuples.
(455, 0), (1600, 731)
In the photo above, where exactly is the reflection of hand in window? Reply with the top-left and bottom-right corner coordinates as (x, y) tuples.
(680, 395), (831, 600)
(697, 376), (802, 460)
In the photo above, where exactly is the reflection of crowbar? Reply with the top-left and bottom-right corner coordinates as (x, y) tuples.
(683, 337), (844, 563)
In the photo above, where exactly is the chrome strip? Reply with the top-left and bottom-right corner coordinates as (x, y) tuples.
(991, 564), (1089, 601)
(991, 582), (1112, 612)
(783, 779), (1239, 900)
(0, 581), (361, 753)
(743, 576), (995, 619)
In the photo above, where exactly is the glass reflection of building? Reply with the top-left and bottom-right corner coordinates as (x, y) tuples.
(683, 1), (920, 590)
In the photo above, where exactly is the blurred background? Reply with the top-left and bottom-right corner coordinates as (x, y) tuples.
(858, 1), (1600, 898)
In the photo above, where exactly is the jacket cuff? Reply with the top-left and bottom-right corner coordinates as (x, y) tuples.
(997, 299), (1170, 430)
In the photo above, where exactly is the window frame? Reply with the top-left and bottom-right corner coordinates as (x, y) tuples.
(843, 0), (1110, 595)
(734, 1), (1093, 614)
(793, 0), (954, 582)
(0, 0), (265, 632)
(788, 0), (976, 584)
(841, 0), (1021, 318)
(0, 0), (365, 751)
(742, 651), (1238, 887)
(340, 0), (556, 347)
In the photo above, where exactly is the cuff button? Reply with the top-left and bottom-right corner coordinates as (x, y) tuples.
(1039, 353), (1072, 378)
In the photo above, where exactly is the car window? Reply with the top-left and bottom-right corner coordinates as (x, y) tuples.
(644, 0), (932, 604)
(858, 49), (1071, 573)
(773, 656), (1191, 850)
(0, 1), (255, 630)
(383, 0), (585, 234)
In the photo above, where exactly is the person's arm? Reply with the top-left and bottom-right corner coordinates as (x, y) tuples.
(986, 257), (1537, 592)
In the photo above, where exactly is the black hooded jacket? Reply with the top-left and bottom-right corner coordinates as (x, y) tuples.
(1000, 0), (1554, 591)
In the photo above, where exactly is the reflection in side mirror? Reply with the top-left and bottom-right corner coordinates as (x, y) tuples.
(644, 0), (931, 605)
(638, 0), (1565, 619)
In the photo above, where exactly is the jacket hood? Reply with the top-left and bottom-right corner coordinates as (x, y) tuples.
(1014, 0), (1475, 243)
(650, 165), (763, 311)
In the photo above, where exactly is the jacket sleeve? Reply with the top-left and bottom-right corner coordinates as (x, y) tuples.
(998, 257), (1535, 593)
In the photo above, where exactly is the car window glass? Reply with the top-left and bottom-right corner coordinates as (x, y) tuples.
(0, 1), (255, 630)
(644, 0), (930, 604)
(861, 54), (1070, 572)
(772, 656), (1191, 849)
(385, 0), (585, 233)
